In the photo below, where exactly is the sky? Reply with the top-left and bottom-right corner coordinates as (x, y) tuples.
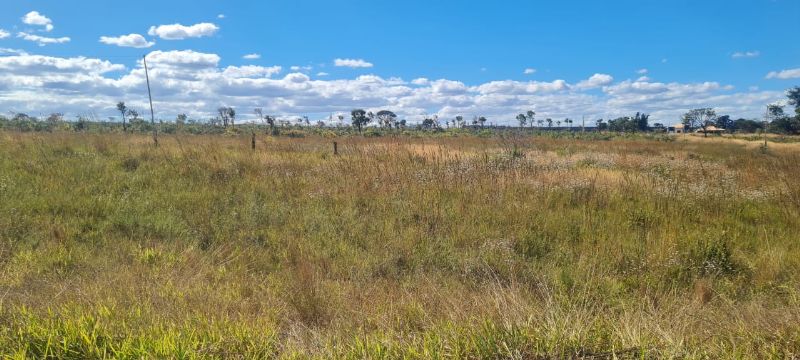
(0, 0), (799, 125)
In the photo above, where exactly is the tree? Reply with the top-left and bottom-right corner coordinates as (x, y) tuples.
(546, 118), (553, 128)
(595, 119), (608, 131)
(265, 115), (276, 132)
(526, 110), (536, 128)
(564, 118), (573, 129)
(516, 113), (527, 128)
(715, 115), (733, 131)
(633, 112), (649, 131)
(217, 107), (236, 127)
(376, 110), (397, 128)
(455, 115), (464, 128)
(47, 113), (63, 123)
(351, 109), (370, 133)
(537, 119), (544, 128)
(556, 119), (562, 127)
(732, 118), (763, 133)
(229, 108), (236, 128)
(767, 103), (800, 134)
(682, 108), (717, 137)
(768, 104), (785, 118)
(478, 116), (487, 128)
(421, 117), (436, 129)
(254, 108), (263, 124)
(116, 102), (128, 132)
(176, 113), (187, 124)
(126, 109), (139, 121)
(787, 86), (800, 116)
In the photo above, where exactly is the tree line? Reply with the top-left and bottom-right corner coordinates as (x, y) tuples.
(2, 86), (798, 135)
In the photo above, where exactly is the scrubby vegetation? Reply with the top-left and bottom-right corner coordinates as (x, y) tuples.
(1, 131), (799, 358)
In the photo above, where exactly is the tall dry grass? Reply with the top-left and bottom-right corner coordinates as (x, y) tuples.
(0, 131), (799, 358)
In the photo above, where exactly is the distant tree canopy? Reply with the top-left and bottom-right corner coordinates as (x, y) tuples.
(376, 110), (397, 128)
(682, 108), (717, 137)
(787, 86), (800, 116)
(350, 109), (370, 133)
(767, 103), (800, 134)
(217, 106), (236, 127)
(608, 112), (649, 132)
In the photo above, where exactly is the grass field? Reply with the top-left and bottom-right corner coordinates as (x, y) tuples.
(1, 131), (799, 358)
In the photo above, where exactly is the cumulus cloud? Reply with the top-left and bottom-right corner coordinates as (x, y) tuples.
(0, 29), (9, 39)
(575, 73), (614, 89)
(147, 23), (219, 40)
(334, 58), (373, 68)
(99, 34), (155, 48)
(766, 68), (800, 80)
(0, 50), (787, 125)
(411, 78), (429, 85)
(0, 54), (125, 74)
(22, 11), (54, 32)
(243, 53), (261, 60)
(222, 65), (282, 78)
(523, 68), (536, 75)
(732, 50), (760, 59)
(17, 32), (70, 46)
(145, 50), (220, 67)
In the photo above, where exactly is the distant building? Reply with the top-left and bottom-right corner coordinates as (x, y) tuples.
(695, 125), (725, 134)
(668, 123), (686, 134)
(667, 123), (725, 135)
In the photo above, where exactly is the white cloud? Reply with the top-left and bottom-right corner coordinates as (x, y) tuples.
(637, 68), (648, 75)
(222, 65), (282, 78)
(523, 68), (536, 75)
(411, 78), (429, 85)
(0, 48), (28, 55)
(0, 54), (124, 76)
(17, 32), (70, 46)
(145, 50), (220, 67)
(766, 68), (800, 80)
(732, 50), (760, 59)
(575, 73), (614, 89)
(0, 50), (787, 126)
(217, 14), (226, 19)
(243, 53), (261, 60)
(99, 34), (155, 48)
(147, 23), (219, 40)
(334, 58), (373, 68)
(22, 11), (54, 32)
(316, 72), (329, 77)
(0, 29), (9, 39)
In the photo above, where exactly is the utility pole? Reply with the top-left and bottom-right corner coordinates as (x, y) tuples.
(143, 55), (157, 146)
(582, 115), (585, 132)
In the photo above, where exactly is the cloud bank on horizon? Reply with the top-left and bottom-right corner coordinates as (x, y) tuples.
(0, 2), (798, 124)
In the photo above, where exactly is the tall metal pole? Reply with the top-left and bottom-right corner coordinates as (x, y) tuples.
(143, 55), (157, 146)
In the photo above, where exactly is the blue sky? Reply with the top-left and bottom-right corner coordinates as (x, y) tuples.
(0, 0), (798, 124)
